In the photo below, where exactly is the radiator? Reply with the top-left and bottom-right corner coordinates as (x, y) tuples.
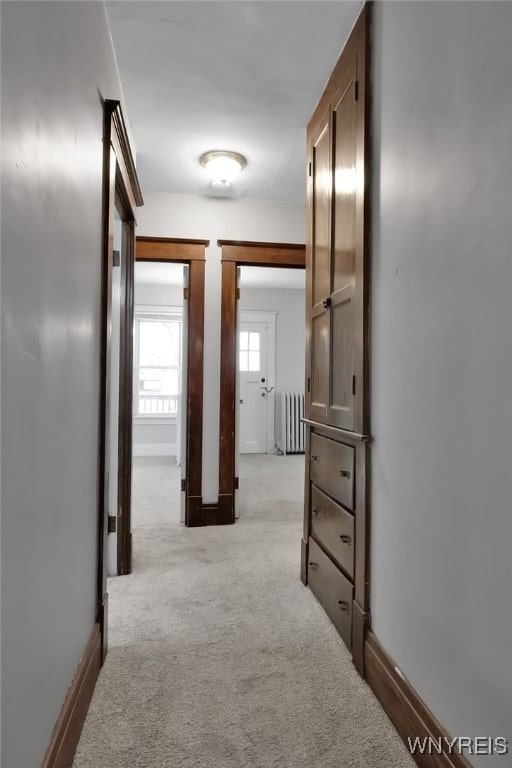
(280, 392), (305, 454)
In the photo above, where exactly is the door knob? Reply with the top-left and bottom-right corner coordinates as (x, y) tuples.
(339, 534), (351, 546)
(338, 600), (349, 614)
(309, 561), (318, 571)
(261, 392), (266, 397)
(322, 297), (332, 309)
(339, 469), (351, 479)
(261, 377), (266, 383)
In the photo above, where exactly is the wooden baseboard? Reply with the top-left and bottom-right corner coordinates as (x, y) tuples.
(215, 494), (235, 524)
(300, 537), (308, 584)
(97, 593), (108, 663)
(186, 495), (235, 526)
(41, 624), (101, 768)
(186, 495), (203, 527)
(351, 600), (368, 677)
(365, 632), (473, 768)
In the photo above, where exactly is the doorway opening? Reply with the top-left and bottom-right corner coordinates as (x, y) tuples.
(135, 237), (208, 527)
(122, 262), (185, 571)
(217, 241), (306, 524)
(236, 266), (306, 519)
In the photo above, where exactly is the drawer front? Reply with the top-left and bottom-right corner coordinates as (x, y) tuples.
(308, 538), (353, 649)
(310, 432), (355, 510)
(311, 485), (354, 579)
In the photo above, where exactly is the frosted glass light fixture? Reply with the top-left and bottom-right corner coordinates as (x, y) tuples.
(200, 150), (246, 186)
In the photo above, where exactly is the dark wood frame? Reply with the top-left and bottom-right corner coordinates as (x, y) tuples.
(365, 632), (472, 768)
(98, 99), (143, 659)
(40, 626), (101, 768)
(302, 3), (372, 676)
(136, 236), (209, 527)
(217, 240), (306, 525)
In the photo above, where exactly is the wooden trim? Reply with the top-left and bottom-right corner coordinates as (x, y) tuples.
(139, 236), (210, 246)
(97, 142), (115, 629)
(135, 237), (206, 528)
(136, 237), (208, 262)
(217, 239), (305, 249)
(351, 600), (368, 678)
(217, 243), (306, 522)
(185, 259), (205, 526)
(117, 218), (135, 576)
(301, 417), (371, 442)
(104, 100), (143, 207)
(98, 593), (108, 664)
(218, 261), (238, 513)
(201, 500), (234, 526)
(365, 632), (473, 768)
(40, 625), (101, 768)
(98, 98), (142, 656)
(219, 240), (305, 267)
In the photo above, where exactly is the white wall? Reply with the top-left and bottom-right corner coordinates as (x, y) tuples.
(133, 282), (183, 456)
(1, 2), (127, 766)
(239, 286), (305, 447)
(371, 2), (512, 759)
(137, 192), (305, 501)
(135, 282), (183, 307)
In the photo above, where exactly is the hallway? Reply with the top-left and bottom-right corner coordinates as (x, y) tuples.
(73, 455), (413, 768)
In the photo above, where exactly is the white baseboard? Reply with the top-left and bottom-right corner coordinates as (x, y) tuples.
(133, 442), (177, 457)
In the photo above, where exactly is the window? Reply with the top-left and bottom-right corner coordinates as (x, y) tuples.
(239, 330), (260, 372)
(134, 311), (182, 417)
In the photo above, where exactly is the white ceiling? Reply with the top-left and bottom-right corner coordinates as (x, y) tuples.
(106, 1), (362, 204)
(135, 262), (305, 290)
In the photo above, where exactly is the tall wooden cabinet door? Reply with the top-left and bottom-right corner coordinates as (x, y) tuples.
(306, 117), (331, 424)
(327, 74), (358, 431)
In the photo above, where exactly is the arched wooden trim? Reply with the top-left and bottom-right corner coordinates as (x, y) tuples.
(217, 241), (306, 525)
(98, 100), (142, 661)
(136, 236), (209, 527)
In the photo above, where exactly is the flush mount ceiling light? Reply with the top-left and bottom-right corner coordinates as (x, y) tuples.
(200, 150), (246, 186)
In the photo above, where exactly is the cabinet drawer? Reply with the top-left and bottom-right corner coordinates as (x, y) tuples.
(308, 538), (353, 648)
(310, 433), (354, 510)
(311, 485), (354, 580)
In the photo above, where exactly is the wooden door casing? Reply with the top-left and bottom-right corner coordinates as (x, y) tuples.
(135, 237), (208, 528)
(99, 100), (143, 661)
(218, 240), (306, 524)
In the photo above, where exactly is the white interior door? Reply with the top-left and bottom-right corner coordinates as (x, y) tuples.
(239, 320), (269, 454)
(179, 265), (189, 523)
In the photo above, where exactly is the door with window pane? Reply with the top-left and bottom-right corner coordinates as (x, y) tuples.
(239, 321), (268, 453)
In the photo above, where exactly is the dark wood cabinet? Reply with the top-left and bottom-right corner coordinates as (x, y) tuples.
(302, 5), (371, 676)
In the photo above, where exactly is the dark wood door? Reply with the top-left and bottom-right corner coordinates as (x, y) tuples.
(307, 118), (331, 423)
(306, 59), (359, 432)
(328, 73), (358, 430)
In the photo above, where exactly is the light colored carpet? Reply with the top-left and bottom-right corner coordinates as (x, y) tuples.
(73, 454), (415, 768)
